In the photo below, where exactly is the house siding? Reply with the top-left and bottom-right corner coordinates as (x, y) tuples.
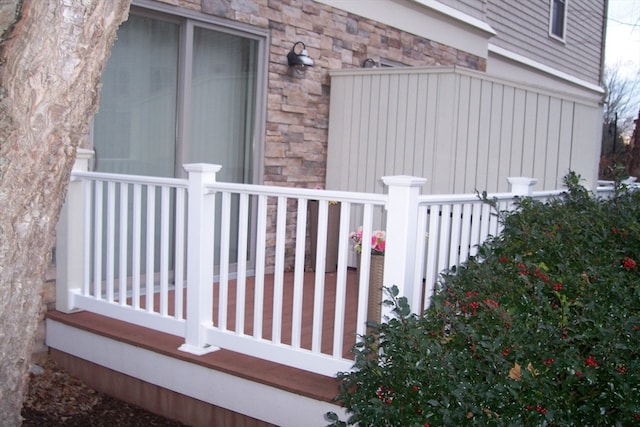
(132, 0), (605, 191)
(436, 0), (605, 86)
(326, 67), (602, 195)
(486, 0), (605, 85)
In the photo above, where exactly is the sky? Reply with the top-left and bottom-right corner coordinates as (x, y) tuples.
(605, 0), (640, 80)
(604, 0), (640, 122)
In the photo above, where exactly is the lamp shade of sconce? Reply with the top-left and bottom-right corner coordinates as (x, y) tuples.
(362, 58), (379, 68)
(287, 41), (314, 68)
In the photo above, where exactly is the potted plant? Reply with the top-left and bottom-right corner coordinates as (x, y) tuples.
(350, 227), (386, 322)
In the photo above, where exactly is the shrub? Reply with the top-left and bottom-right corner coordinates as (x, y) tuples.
(327, 173), (640, 426)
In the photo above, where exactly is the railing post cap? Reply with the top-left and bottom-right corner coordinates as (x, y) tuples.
(381, 175), (428, 187)
(76, 148), (95, 159)
(507, 177), (538, 186)
(72, 149), (94, 172)
(183, 163), (223, 174)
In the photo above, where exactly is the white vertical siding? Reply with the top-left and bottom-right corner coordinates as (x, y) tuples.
(496, 85), (514, 186)
(557, 101), (576, 186)
(327, 67), (601, 194)
(571, 102), (601, 183)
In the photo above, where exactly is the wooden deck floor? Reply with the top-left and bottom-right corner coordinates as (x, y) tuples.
(131, 268), (363, 357)
(47, 269), (366, 425)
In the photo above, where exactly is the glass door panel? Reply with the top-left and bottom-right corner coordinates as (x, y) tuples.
(93, 14), (179, 177)
(91, 10), (261, 283)
(92, 14), (180, 285)
(189, 26), (258, 268)
(188, 26), (257, 182)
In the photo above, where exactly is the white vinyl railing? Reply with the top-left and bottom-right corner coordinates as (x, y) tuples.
(59, 169), (189, 337)
(56, 152), (567, 377)
(413, 183), (565, 311)
(178, 164), (388, 375)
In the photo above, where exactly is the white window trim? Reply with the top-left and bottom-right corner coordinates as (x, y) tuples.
(549, 0), (568, 42)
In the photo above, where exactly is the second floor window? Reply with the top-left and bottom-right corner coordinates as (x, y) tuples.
(550, 0), (567, 40)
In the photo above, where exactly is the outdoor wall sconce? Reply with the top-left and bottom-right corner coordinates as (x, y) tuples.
(362, 58), (379, 68)
(287, 41), (314, 69)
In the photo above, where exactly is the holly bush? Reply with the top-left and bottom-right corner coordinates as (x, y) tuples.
(327, 173), (640, 426)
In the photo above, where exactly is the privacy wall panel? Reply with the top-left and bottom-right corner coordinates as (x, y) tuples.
(327, 67), (601, 194)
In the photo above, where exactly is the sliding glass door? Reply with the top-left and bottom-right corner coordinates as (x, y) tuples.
(93, 13), (179, 177)
(92, 6), (264, 281)
(93, 9), (260, 180)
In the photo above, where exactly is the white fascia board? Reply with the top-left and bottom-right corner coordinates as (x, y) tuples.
(314, 0), (495, 58)
(488, 44), (605, 95)
(407, 0), (496, 35)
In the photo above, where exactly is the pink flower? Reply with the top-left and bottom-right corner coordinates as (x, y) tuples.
(349, 227), (365, 253)
(370, 230), (386, 253)
(350, 227), (386, 255)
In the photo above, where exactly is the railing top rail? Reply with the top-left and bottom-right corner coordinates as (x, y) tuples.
(73, 170), (570, 207)
(418, 189), (566, 205)
(596, 184), (640, 194)
(207, 181), (388, 205)
(530, 189), (566, 199)
(70, 171), (387, 205)
(419, 192), (506, 204)
(71, 171), (188, 188)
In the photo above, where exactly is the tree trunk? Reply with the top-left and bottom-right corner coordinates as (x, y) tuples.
(0, 0), (129, 424)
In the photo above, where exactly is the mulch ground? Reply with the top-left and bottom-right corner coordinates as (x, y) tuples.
(21, 357), (187, 426)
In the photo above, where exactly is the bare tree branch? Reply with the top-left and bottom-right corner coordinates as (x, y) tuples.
(604, 63), (640, 133)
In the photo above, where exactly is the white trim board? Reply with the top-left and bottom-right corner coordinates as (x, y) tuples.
(488, 44), (604, 95)
(314, 0), (495, 58)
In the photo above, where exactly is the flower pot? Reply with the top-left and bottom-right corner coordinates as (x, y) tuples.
(357, 253), (385, 323)
(367, 254), (385, 323)
(308, 201), (340, 272)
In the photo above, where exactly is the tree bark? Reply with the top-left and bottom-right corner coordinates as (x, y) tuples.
(0, 0), (129, 424)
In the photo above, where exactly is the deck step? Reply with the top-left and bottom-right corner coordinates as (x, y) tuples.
(46, 311), (346, 427)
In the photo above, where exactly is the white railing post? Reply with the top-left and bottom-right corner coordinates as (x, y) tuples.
(507, 177), (538, 197)
(179, 163), (222, 355)
(56, 148), (94, 313)
(381, 175), (428, 318)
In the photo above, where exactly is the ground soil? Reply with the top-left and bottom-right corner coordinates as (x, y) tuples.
(21, 357), (187, 426)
